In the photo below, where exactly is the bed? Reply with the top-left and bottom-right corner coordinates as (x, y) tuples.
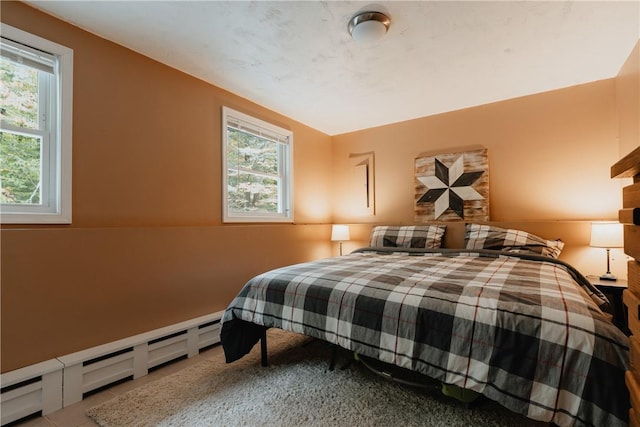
(220, 224), (629, 427)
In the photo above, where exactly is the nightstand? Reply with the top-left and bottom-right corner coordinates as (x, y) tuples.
(587, 275), (629, 335)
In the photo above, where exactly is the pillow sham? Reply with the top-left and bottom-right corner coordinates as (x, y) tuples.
(464, 223), (564, 258)
(370, 225), (446, 249)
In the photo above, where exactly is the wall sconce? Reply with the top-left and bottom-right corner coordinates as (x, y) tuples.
(590, 221), (623, 281)
(331, 224), (350, 256)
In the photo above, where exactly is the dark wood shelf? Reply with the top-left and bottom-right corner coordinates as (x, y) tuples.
(612, 145), (640, 179)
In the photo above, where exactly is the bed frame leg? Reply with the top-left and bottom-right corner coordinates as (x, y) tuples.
(260, 329), (268, 367)
(329, 345), (337, 371)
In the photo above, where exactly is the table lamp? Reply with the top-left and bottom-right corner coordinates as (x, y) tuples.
(331, 225), (350, 256)
(590, 222), (623, 281)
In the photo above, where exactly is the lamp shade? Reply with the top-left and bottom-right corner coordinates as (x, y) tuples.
(590, 222), (623, 248)
(331, 224), (350, 242)
(351, 20), (387, 42)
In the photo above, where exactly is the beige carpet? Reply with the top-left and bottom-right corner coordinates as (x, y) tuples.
(87, 329), (545, 427)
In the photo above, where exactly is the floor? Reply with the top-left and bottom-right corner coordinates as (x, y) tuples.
(10, 344), (225, 427)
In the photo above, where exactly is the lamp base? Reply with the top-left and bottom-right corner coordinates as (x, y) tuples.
(599, 272), (618, 281)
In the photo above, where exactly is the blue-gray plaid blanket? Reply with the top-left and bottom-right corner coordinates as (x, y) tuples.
(221, 248), (629, 426)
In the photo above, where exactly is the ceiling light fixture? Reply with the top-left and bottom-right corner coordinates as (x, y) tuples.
(348, 10), (391, 43)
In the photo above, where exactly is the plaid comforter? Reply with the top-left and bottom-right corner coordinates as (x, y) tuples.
(221, 248), (629, 427)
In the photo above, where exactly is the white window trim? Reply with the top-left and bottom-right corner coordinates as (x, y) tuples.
(0, 24), (73, 224)
(222, 106), (293, 223)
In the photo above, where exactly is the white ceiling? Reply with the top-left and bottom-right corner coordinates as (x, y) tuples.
(26, 1), (640, 135)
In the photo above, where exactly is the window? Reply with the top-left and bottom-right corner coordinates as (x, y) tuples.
(222, 107), (293, 222)
(1, 24), (73, 224)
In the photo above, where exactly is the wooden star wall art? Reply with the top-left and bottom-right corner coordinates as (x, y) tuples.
(414, 147), (489, 222)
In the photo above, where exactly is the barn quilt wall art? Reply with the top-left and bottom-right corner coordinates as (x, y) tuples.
(414, 147), (489, 222)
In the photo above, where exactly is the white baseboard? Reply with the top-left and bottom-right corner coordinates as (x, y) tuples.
(0, 311), (223, 425)
(0, 359), (64, 425)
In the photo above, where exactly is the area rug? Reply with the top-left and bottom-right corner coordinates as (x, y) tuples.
(87, 329), (544, 426)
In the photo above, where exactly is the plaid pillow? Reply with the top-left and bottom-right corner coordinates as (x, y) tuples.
(370, 225), (446, 249)
(465, 223), (564, 258)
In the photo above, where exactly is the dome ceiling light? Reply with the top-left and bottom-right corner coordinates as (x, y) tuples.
(347, 10), (391, 43)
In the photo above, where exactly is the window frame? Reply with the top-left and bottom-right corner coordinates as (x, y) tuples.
(0, 24), (73, 224)
(221, 106), (293, 223)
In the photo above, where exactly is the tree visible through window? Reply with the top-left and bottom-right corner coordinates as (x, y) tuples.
(1, 54), (43, 205)
(222, 107), (293, 222)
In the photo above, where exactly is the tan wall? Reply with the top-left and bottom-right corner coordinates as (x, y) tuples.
(332, 80), (621, 225)
(617, 40), (640, 159)
(0, 2), (333, 372)
(332, 81), (626, 278)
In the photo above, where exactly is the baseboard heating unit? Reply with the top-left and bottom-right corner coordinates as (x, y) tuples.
(0, 359), (64, 426)
(0, 310), (223, 426)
